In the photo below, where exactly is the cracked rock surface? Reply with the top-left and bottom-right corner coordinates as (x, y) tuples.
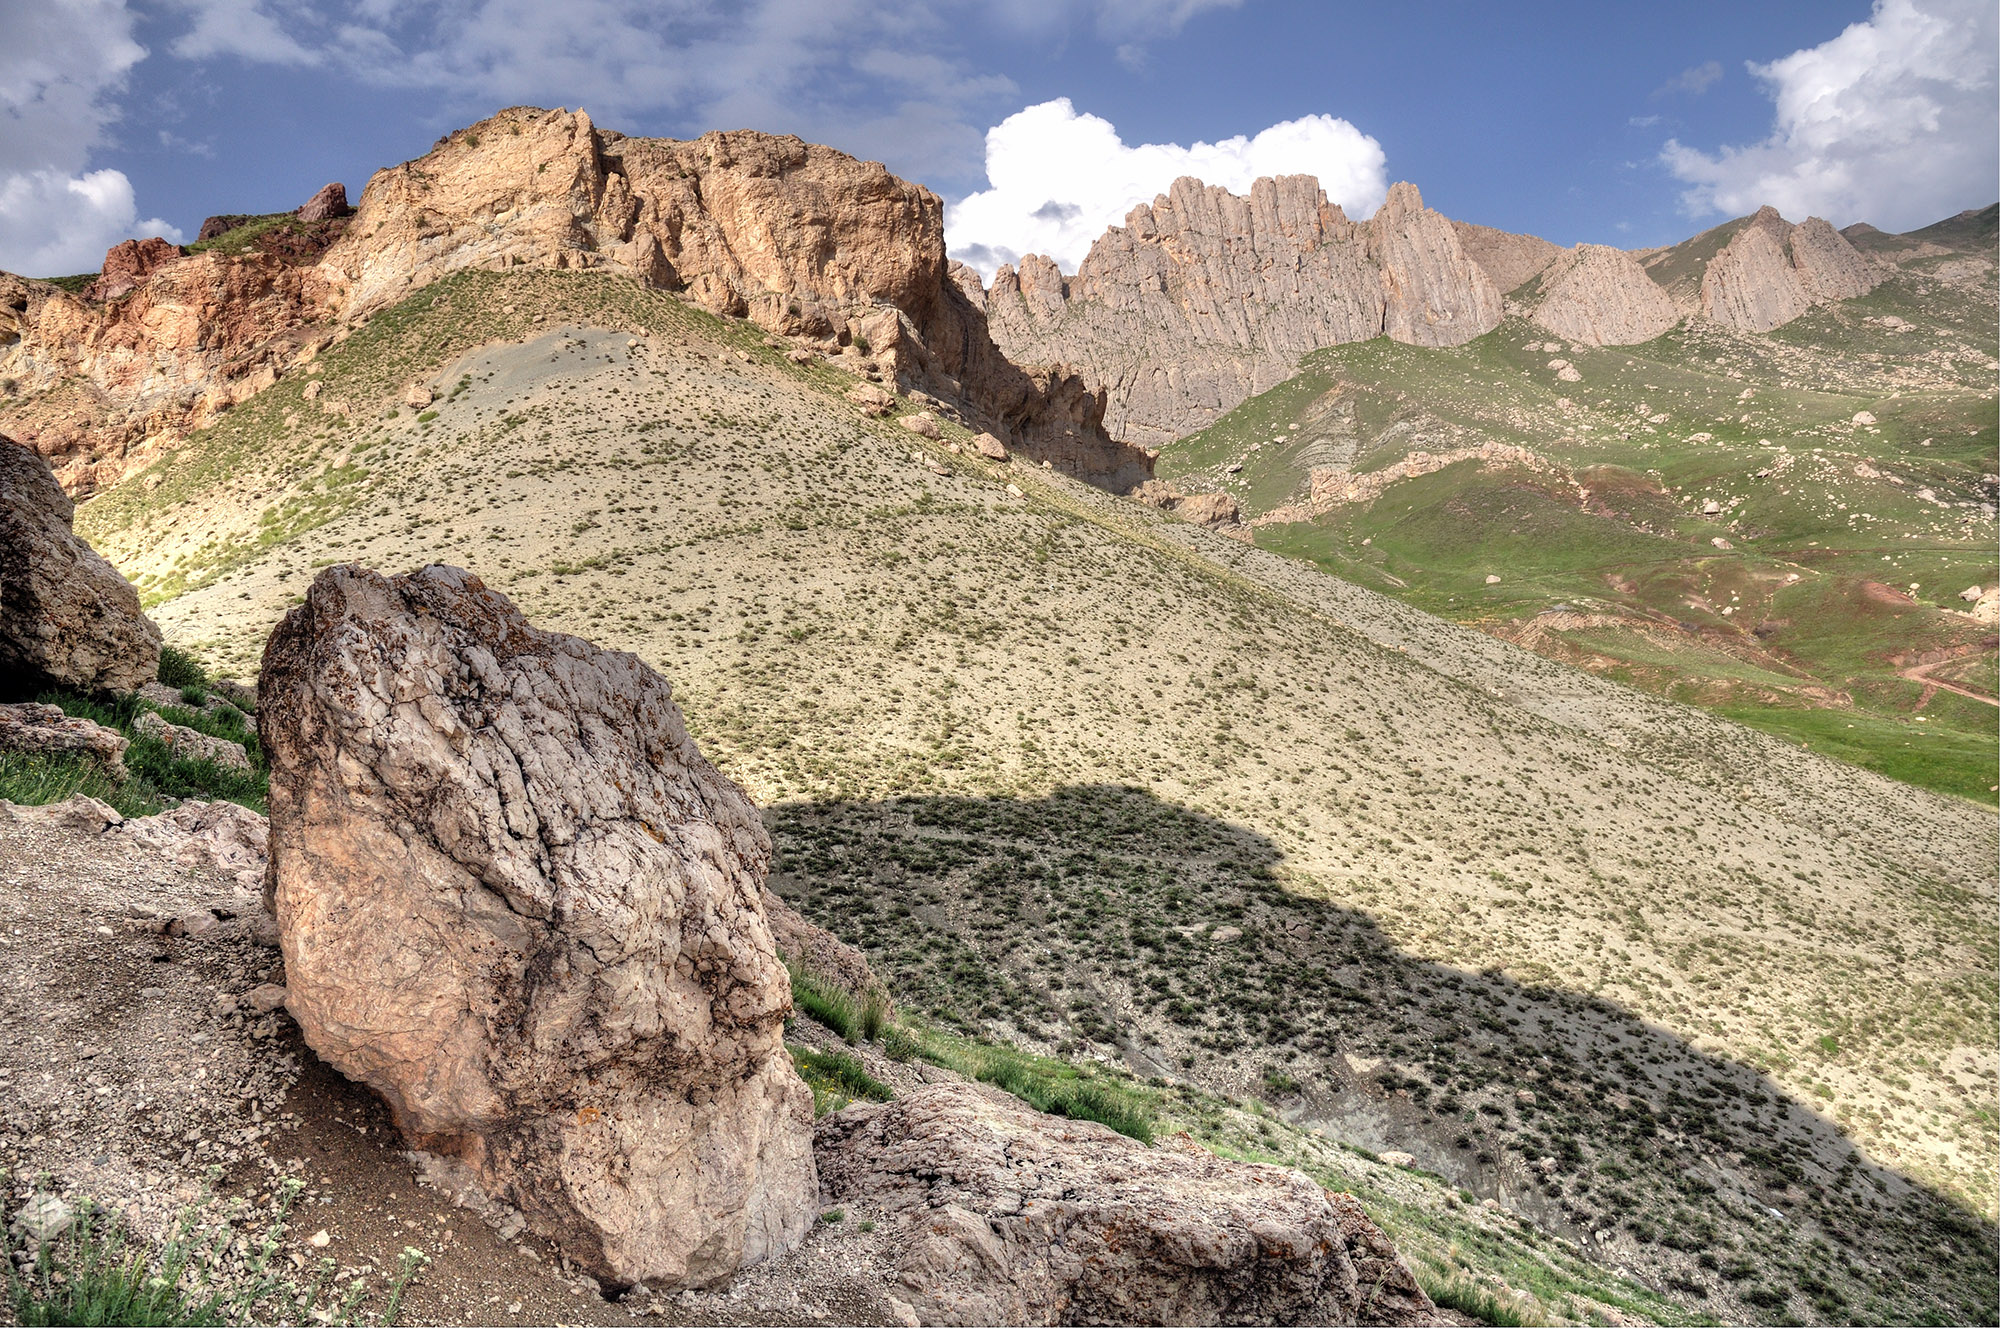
(258, 562), (816, 1289)
(816, 1081), (1441, 1326)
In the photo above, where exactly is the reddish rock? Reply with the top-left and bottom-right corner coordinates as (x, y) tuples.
(295, 183), (351, 223)
(89, 237), (182, 302)
(197, 214), (259, 243)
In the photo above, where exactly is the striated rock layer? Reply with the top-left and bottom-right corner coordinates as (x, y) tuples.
(1451, 219), (1562, 294)
(977, 177), (1503, 447)
(259, 563), (816, 1288)
(2, 108), (1149, 495)
(1530, 244), (1680, 346)
(817, 1082), (1440, 1326)
(1700, 207), (1881, 333)
(0, 437), (160, 694)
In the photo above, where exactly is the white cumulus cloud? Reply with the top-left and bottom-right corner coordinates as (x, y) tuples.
(946, 98), (1387, 277)
(1663, 0), (1997, 231)
(0, 169), (182, 277)
(0, 0), (182, 276)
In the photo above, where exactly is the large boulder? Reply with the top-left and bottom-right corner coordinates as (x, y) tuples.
(88, 236), (181, 302)
(0, 437), (162, 695)
(817, 1082), (1440, 1326)
(258, 563), (816, 1287)
(295, 182), (351, 224)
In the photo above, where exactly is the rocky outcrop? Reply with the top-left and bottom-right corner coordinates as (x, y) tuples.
(133, 710), (253, 772)
(0, 256), (330, 494)
(1701, 206), (1880, 333)
(314, 109), (1149, 489)
(817, 1082), (1439, 1326)
(978, 177), (1502, 447)
(1451, 220), (1561, 294)
(0, 702), (128, 779)
(117, 798), (271, 891)
(89, 238), (182, 302)
(1530, 244), (1679, 345)
(1136, 481), (1241, 529)
(259, 563), (816, 1288)
(295, 183), (351, 224)
(0, 438), (160, 694)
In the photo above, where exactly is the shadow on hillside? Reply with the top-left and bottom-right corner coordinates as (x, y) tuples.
(764, 783), (1995, 1325)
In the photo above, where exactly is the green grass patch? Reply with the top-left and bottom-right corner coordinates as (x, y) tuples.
(1715, 702), (1998, 804)
(28, 688), (268, 814)
(786, 959), (887, 1043)
(787, 1045), (893, 1117)
(906, 1025), (1156, 1143)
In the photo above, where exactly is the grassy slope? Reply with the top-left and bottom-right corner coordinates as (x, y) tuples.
(70, 267), (1996, 1325)
(1162, 268), (1998, 804)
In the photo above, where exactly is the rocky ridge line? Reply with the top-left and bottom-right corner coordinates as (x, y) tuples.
(977, 177), (1503, 448)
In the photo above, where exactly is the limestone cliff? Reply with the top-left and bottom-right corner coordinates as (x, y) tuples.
(1698, 206), (1882, 333)
(1529, 244), (1679, 345)
(1, 107), (1150, 496)
(1451, 220), (1561, 294)
(978, 177), (1502, 448)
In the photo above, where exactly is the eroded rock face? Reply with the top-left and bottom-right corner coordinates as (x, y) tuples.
(1450, 219), (1562, 294)
(0, 437), (160, 694)
(259, 563), (816, 1287)
(1530, 244), (1679, 346)
(1701, 206), (1880, 333)
(817, 1083), (1440, 1326)
(90, 237), (183, 302)
(980, 177), (1502, 447)
(315, 109), (1148, 489)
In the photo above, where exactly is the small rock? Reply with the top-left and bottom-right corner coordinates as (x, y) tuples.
(1209, 925), (1243, 943)
(301, 381), (322, 401)
(1701, 500), (1722, 515)
(1379, 1151), (1417, 1168)
(1485, 574), (1502, 585)
(134, 711), (253, 772)
(10, 1195), (72, 1247)
(1851, 410), (1876, 426)
(403, 383), (435, 409)
(899, 412), (942, 440)
(1712, 537), (1733, 549)
(247, 983), (289, 1014)
(971, 432), (1009, 461)
(296, 183), (352, 224)
(309, 1229), (331, 1248)
(1960, 585), (1982, 602)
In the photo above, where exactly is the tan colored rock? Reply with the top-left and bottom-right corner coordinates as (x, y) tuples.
(899, 411), (942, 440)
(259, 563), (816, 1288)
(133, 711), (252, 772)
(116, 799), (270, 892)
(1530, 245), (1678, 346)
(0, 437), (161, 693)
(1451, 220), (1562, 293)
(762, 887), (889, 1011)
(403, 382), (435, 409)
(1370, 183), (1503, 349)
(313, 109), (1147, 490)
(846, 381), (896, 416)
(1174, 492), (1242, 529)
(817, 1082), (1440, 1326)
(1701, 206), (1879, 333)
(0, 702), (127, 779)
(983, 177), (1500, 447)
(969, 432), (1008, 460)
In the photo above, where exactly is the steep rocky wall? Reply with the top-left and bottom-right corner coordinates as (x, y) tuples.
(1530, 244), (1680, 346)
(2, 107), (1150, 496)
(0, 257), (331, 495)
(318, 108), (1148, 488)
(978, 177), (1502, 448)
(1451, 220), (1562, 294)
(1701, 206), (1882, 333)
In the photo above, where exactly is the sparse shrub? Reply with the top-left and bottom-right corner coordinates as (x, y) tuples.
(788, 1045), (892, 1117)
(1415, 1269), (1528, 1326)
(155, 644), (207, 690)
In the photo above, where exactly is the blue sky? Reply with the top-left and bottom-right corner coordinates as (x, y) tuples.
(3, 1), (1994, 276)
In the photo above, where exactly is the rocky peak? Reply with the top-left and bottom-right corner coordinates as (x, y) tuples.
(980, 174), (1500, 446)
(1701, 205), (1881, 332)
(1450, 219), (1561, 294)
(295, 182), (351, 224)
(1529, 243), (1679, 346)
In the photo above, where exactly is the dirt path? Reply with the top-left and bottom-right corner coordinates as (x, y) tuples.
(1902, 649), (1998, 709)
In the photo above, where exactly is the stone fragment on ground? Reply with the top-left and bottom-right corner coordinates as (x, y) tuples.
(899, 411), (942, 439)
(0, 702), (128, 779)
(0, 438), (162, 694)
(133, 711), (253, 772)
(259, 563), (816, 1288)
(816, 1081), (1440, 1326)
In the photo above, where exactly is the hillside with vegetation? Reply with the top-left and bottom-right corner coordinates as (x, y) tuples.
(49, 257), (1996, 1324)
(1160, 223), (1998, 803)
